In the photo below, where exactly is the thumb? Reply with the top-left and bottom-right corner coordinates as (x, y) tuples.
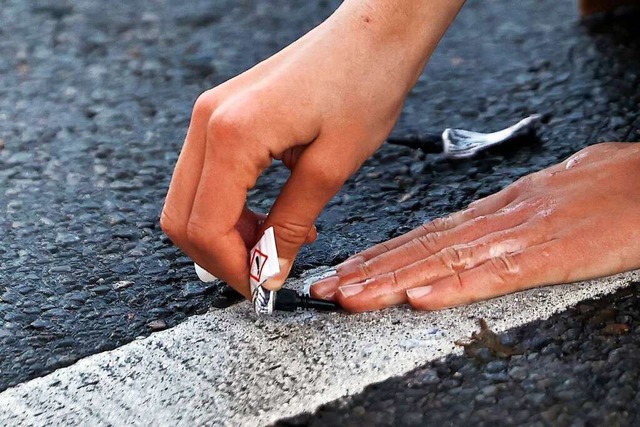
(260, 144), (351, 290)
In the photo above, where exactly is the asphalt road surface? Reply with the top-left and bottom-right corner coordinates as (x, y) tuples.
(1, 0), (639, 425)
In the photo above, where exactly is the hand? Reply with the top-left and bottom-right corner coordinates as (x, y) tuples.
(310, 142), (640, 311)
(161, 1), (465, 298)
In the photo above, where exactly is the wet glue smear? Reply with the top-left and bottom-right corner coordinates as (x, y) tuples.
(249, 227), (281, 315)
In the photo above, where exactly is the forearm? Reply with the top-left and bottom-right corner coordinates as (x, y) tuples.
(331, 0), (466, 91)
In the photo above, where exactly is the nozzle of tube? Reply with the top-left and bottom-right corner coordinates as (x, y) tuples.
(273, 288), (342, 312)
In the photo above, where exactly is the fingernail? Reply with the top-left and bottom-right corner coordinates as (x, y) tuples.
(261, 258), (291, 290)
(336, 256), (363, 272)
(310, 275), (340, 298)
(338, 283), (365, 298)
(261, 276), (284, 291)
(406, 286), (433, 300)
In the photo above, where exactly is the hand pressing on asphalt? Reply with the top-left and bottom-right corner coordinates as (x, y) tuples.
(311, 142), (640, 311)
(161, 0), (465, 299)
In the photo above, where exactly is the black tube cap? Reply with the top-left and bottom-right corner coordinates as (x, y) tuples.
(274, 288), (342, 312)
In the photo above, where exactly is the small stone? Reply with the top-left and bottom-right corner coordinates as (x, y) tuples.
(6, 152), (32, 165)
(482, 372), (510, 383)
(472, 347), (493, 362)
(480, 384), (498, 396)
(30, 319), (54, 329)
(65, 291), (90, 304)
(102, 307), (129, 317)
(485, 360), (507, 373)
(92, 285), (111, 295)
(607, 348), (625, 364)
(401, 412), (424, 426)
(107, 213), (127, 225)
(1, 291), (20, 304)
(111, 280), (134, 291)
(55, 233), (80, 245)
(109, 180), (137, 191)
(407, 368), (439, 386)
(111, 263), (135, 274)
(42, 308), (68, 318)
(352, 406), (366, 416)
(601, 323), (630, 336)
(527, 392), (547, 406)
(182, 282), (206, 298)
(54, 338), (76, 349)
(4, 312), (24, 322)
(49, 265), (72, 273)
(508, 366), (528, 381)
(45, 355), (75, 370)
(148, 319), (167, 331)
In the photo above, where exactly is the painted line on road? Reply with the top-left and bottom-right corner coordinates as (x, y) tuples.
(1, 269), (638, 426)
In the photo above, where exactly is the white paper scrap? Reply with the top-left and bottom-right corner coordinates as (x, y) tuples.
(249, 227), (281, 315)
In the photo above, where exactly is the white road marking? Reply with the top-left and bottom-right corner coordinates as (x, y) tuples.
(1, 269), (638, 426)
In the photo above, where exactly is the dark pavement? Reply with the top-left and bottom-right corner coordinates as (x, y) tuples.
(1, 0), (639, 424)
(277, 282), (640, 426)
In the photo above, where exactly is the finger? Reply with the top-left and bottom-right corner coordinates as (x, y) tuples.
(339, 209), (477, 266)
(260, 141), (352, 290)
(244, 208), (317, 245)
(163, 93), (251, 284)
(406, 239), (577, 311)
(339, 182), (518, 266)
(236, 206), (265, 249)
(305, 225), (318, 244)
(310, 196), (529, 300)
(161, 92), (217, 252)
(187, 116), (271, 299)
(336, 223), (544, 312)
(337, 204), (531, 286)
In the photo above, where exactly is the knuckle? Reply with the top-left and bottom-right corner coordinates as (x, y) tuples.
(426, 215), (451, 231)
(207, 108), (245, 142)
(583, 142), (614, 154)
(511, 195), (556, 223)
(305, 159), (348, 191)
(513, 174), (535, 191)
(377, 241), (393, 255)
(470, 214), (489, 229)
(275, 221), (311, 247)
(193, 89), (219, 120)
(185, 220), (210, 249)
(414, 232), (440, 254)
(451, 271), (465, 292)
(438, 245), (466, 270)
(488, 253), (520, 285)
(359, 260), (372, 278)
(388, 271), (402, 291)
(160, 210), (183, 244)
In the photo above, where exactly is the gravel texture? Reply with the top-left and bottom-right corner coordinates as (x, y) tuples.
(277, 281), (640, 427)
(0, 0), (639, 405)
(1, 270), (637, 426)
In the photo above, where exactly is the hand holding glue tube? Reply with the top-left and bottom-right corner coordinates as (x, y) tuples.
(196, 227), (341, 314)
(160, 0), (465, 300)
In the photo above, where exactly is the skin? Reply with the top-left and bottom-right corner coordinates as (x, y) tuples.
(161, 0), (465, 298)
(163, 0), (640, 311)
(310, 142), (640, 311)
